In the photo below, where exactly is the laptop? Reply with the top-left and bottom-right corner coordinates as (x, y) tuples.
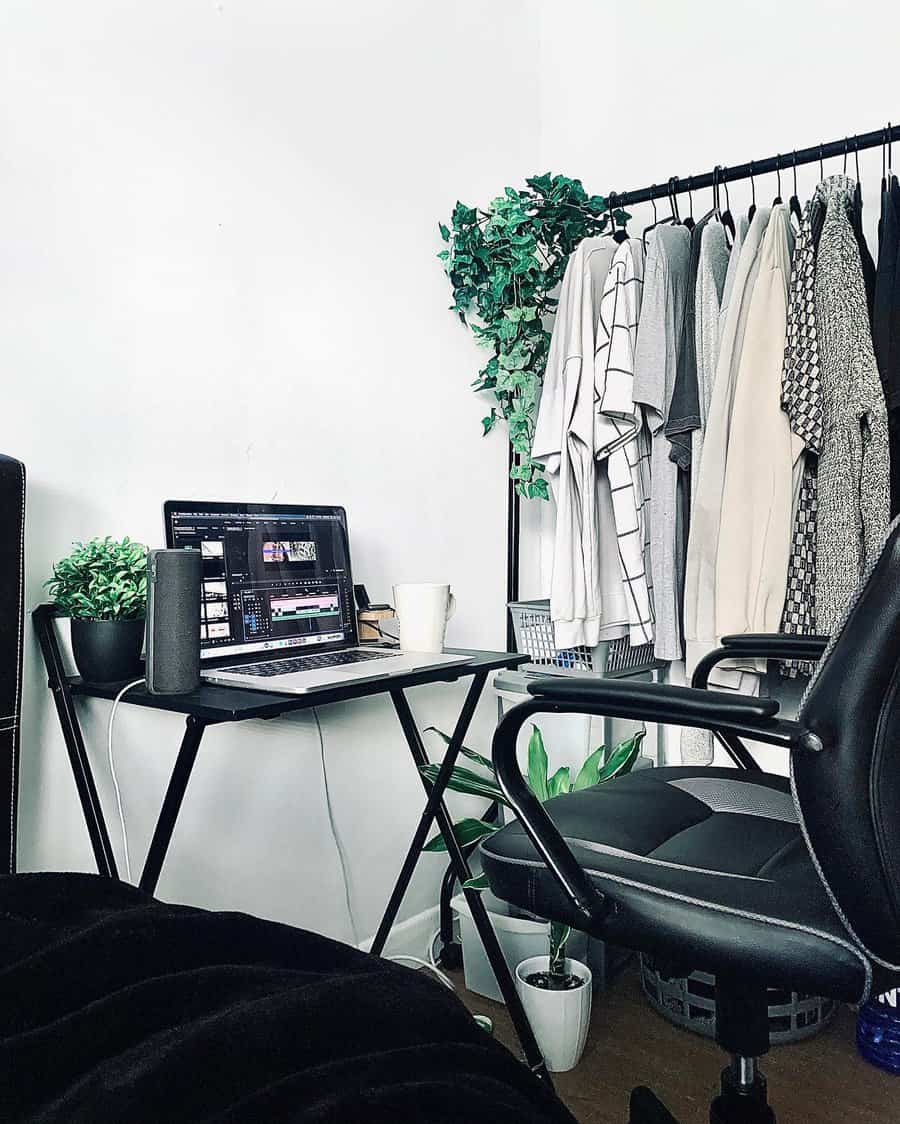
(164, 501), (472, 693)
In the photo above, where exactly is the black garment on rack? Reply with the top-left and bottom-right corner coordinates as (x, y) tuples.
(874, 176), (900, 516)
(852, 186), (876, 327)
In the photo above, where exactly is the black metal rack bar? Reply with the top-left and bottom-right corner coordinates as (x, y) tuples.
(609, 122), (900, 208)
(505, 120), (900, 631)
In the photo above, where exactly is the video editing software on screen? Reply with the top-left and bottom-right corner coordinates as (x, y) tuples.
(167, 507), (354, 659)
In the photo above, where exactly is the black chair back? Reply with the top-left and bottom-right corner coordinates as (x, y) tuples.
(0, 454), (25, 874)
(796, 516), (900, 966)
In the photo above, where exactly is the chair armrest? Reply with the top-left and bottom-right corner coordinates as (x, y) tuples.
(692, 634), (828, 689)
(720, 633), (829, 657)
(526, 676), (780, 725)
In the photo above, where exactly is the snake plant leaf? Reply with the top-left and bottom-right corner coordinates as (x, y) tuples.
(572, 744), (607, 791)
(527, 724), (550, 803)
(462, 873), (491, 891)
(424, 727), (495, 774)
(596, 730), (645, 783)
(547, 766), (571, 798)
(423, 818), (500, 853)
(418, 764), (507, 805)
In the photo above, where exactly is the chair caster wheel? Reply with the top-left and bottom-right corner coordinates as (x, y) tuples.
(629, 1085), (681, 1123)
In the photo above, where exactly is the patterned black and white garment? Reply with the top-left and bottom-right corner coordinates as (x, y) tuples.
(779, 191), (824, 677)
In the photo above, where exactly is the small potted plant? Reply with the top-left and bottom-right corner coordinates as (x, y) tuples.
(515, 921), (593, 1072)
(46, 537), (148, 683)
(423, 723), (643, 1070)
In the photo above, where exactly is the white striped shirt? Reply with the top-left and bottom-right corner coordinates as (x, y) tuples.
(593, 239), (654, 645)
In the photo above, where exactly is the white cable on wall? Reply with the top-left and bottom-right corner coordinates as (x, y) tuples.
(312, 707), (360, 948)
(106, 678), (145, 883)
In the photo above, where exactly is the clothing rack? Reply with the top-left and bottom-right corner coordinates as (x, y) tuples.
(505, 120), (900, 649)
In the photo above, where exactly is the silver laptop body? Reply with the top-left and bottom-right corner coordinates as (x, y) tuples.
(164, 500), (471, 694)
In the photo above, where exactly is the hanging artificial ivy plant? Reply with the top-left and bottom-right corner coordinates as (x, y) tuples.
(439, 175), (626, 499)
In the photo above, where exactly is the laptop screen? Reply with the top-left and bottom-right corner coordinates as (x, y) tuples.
(164, 502), (358, 661)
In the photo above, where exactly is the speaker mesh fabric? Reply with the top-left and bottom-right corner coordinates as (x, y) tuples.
(147, 550), (201, 694)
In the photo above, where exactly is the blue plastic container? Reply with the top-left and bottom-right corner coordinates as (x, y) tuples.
(857, 990), (900, 1074)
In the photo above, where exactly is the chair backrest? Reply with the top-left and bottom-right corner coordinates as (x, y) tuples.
(796, 516), (900, 967)
(0, 454), (26, 874)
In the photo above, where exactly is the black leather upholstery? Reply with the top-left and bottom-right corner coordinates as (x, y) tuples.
(484, 518), (900, 1009)
(795, 518), (900, 968)
(719, 633), (829, 656)
(0, 455), (25, 874)
(481, 767), (870, 1001)
(528, 677), (781, 724)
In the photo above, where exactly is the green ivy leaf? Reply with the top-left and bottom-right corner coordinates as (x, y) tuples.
(439, 172), (611, 502)
(482, 409), (498, 436)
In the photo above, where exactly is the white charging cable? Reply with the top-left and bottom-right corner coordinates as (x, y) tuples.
(312, 707), (361, 947)
(387, 954), (455, 991)
(107, 678), (145, 882)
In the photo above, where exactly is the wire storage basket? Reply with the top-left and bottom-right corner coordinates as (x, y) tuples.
(508, 599), (659, 677)
(639, 957), (837, 1045)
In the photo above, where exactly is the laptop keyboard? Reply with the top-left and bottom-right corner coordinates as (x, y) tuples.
(219, 649), (395, 678)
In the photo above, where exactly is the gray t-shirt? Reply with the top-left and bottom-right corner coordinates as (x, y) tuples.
(632, 224), (692, 661)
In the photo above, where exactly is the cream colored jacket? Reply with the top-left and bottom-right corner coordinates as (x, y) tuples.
(682, 208), (771, 677)
(714, 206), (800, 650)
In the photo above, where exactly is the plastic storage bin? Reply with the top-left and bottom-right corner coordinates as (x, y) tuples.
(508, 599), (659, 677)
(639, 957), (837, 1045)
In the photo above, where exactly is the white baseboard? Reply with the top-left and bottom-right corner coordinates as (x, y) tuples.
(358, 904), (442, 960)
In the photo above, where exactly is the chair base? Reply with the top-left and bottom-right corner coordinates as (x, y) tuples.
(628, 1063), (776, 1124)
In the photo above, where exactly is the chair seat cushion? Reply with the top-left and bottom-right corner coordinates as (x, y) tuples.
(480, 767), (872, 1002)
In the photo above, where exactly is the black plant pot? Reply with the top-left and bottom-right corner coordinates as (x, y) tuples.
(71, 618), (145, 684)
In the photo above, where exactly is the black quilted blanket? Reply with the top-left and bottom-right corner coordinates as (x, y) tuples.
(1, 873), (575, 1123)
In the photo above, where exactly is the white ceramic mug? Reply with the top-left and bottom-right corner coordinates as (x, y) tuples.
(392, 583), (456, 653)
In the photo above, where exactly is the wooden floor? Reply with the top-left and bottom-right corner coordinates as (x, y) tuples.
(450, 965), (895, 1124)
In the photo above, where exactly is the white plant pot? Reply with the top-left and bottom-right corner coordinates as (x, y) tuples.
(452, 892), (589, 1003)
(515, 955), (592, 1072)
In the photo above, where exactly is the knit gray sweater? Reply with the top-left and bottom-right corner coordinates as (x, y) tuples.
(815, 175), (890, 631)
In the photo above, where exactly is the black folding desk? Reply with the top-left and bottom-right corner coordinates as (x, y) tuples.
(32, 604), (548, 1078)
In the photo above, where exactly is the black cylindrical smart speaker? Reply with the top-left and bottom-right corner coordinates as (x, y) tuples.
(145, 549), (202, 694)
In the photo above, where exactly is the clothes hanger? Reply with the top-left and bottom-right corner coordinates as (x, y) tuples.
(607, 192), (630, 244)
(882, 124), (889, 194)
(683, 176), (696, 231)
(852, 136), (864, 214)
(789, 150), (803, 226)
(642, 180), (679, 250)
(772, 154), (783, 205)
(818, 143), (825, 183)
(747, 160), (757, 222)
(717, 166), (736, 240)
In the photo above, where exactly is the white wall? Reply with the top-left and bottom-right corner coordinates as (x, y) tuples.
(3, 1), (541, 944)
(8, 0), (896, 940)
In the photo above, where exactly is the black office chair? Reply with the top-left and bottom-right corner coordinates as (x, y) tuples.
(482, 521), (900, 1123)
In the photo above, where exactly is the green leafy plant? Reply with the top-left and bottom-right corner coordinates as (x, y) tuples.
(438, 175), (627, 499)
(421, 723), (644, 988)
(46, 537), (149, 621)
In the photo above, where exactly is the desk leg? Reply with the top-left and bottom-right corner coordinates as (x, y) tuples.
(139, 715), (207, 896)
(373, 675), (550, 1083)
(32, 606), (118, 879)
